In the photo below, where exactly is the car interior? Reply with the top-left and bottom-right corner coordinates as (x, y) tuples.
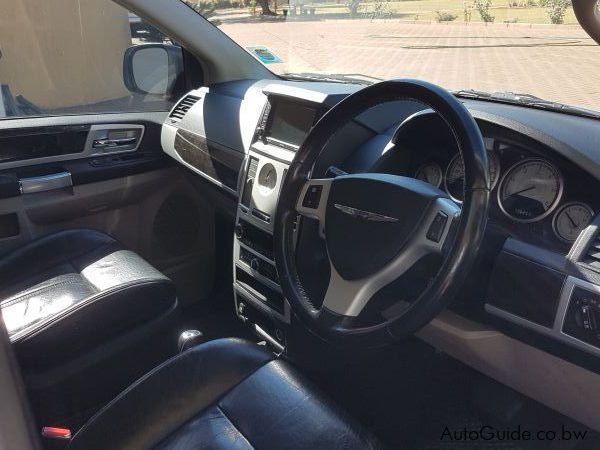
(3, 0), (600, 449)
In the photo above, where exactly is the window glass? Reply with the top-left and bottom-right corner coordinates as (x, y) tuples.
(0, 0), (184, 119)
(180, 0), (600, 113)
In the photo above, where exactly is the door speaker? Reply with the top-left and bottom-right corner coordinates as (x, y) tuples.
(152, 193), (201, 258)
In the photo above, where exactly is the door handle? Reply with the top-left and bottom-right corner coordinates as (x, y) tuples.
(19, 172), (72, 195)
(92, 138), (137, 148)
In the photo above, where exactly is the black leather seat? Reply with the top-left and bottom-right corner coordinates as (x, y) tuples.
(0, 229), (177, 371)
(68, 338), (382, 450)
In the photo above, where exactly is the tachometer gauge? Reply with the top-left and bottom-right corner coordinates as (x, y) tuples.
(553, 202), (593, 243)
(444, 154), (465, 202)
(415, 163), (442, 187)
(498, 159), (563, 222)
(444, 152), (500, 203)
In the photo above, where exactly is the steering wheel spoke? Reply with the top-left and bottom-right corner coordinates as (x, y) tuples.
(321, 197), (460, 317)
(295, 178), (333, 235)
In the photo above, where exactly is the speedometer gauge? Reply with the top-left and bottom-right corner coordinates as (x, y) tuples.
(553, 202), (593, 243)
(415, 163), (442, 187)
(498, 159), (563, 222)
(444, 152), (500, 202)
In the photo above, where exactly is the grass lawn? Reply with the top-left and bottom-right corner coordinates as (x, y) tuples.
(299, 0), (578, 24)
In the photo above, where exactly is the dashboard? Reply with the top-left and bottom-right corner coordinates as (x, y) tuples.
(363, 112), (600, 253)
(159, 78), (600, 432)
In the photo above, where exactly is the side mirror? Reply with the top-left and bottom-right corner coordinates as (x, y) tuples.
(123, 43), (184, 96)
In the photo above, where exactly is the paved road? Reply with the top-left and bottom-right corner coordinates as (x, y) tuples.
(221, 20), (600, 110)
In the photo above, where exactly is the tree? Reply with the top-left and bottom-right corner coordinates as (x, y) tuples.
(473, 0), (495, 22)
(545, 0), (570, 24)
(257, 0), (276, 15)
(370, 0), (392, 19)
(347, 0), (361, 16)
(185, 1), (222, 25)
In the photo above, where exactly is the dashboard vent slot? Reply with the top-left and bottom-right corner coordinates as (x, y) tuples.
(169, 95), (201, 121)
(240, 156), (259, 209)
(583, 233), (600, 269)
(248, 157), (259, 179)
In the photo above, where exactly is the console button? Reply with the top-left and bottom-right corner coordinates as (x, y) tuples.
(426, 212), (448, 243)
(235, 223), (244, 239)
(563, 287), (600, 346)
(302, 185), (322, 209)
(580, 305), (598, 332)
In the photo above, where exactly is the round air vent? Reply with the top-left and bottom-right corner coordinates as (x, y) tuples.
(152, 193), (201, 258)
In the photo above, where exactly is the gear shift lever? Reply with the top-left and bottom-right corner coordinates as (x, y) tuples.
(178, 330), (204, 353)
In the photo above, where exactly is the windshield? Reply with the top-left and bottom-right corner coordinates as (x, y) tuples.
(184, 0), (600, 113)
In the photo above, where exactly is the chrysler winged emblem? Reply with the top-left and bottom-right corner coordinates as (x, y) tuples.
(333, 204), (399, 223)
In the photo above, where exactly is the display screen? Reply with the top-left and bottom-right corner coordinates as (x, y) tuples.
(266, 100), (317, 148)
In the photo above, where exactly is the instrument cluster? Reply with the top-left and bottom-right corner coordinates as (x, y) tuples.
(412, 137), (595, 247)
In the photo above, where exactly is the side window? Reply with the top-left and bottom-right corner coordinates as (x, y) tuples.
(0, 0), (193, 119)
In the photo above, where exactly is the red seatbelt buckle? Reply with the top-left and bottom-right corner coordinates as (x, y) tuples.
(42, 426), (72, 440)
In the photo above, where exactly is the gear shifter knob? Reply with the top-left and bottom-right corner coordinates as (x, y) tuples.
(178, 330), (204, 353)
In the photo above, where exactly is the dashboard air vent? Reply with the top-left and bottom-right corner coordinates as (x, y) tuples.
(169, 95), (200, 121)
(583, 233), (600, 269)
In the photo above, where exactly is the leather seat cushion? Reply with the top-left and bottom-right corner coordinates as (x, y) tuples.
(68, 338), (382, 450)
(0, 229), (176, 371)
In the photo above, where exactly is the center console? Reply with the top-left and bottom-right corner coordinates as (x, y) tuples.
(233, 88), (326, 350)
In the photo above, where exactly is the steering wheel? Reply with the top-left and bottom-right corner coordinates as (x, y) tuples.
(274, 79), (490, 347)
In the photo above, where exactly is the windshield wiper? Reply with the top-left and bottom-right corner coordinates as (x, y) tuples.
(282, 72), (381, 85)
(453, 89), (600, 120)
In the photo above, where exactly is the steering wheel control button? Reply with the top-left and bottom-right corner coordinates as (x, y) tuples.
(426, 211), (449, 243)
(302, 185), (322, 209)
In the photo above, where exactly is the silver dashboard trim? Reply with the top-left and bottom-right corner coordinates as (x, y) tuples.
(485, 275), (600, 357)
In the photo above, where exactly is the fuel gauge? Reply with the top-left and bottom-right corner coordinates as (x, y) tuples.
(553, 202), (594, 243)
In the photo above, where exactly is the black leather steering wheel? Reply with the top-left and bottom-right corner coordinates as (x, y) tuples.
(274, 79), (490, 347)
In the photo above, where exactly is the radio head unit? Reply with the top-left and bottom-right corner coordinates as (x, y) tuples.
(259, 95), (320, 150)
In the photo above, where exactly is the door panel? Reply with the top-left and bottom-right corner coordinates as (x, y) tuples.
(0, 0), (211, 306)
(0, 115), (215, 305)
